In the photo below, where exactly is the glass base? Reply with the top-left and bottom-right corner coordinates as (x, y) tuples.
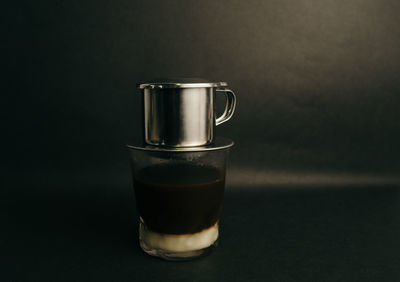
(140, 238), (218, 261)
(138, 220), (219, 261)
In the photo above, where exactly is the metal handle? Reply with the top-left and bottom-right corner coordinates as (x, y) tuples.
(215, 88), (237, 126)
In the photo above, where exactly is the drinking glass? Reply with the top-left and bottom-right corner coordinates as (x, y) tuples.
(127, 138), (233, 260)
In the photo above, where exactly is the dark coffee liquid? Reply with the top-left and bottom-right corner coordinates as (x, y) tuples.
(133, 164), (225, 235)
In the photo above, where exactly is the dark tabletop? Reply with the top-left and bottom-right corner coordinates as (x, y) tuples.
(5, 181), (400, 282)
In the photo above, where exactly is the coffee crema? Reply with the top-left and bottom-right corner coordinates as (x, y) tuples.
(133, 164), (225, 235)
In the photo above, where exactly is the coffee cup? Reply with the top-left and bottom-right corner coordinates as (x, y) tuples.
(127, 137), (233, 260)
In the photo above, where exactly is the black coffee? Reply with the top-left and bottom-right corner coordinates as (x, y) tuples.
(133, 163), (225, 235)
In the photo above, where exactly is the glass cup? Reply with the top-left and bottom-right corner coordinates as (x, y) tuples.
(127, 138), (233, 261)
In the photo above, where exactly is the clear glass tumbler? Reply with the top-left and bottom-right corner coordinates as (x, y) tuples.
(127, 138), (233, 261)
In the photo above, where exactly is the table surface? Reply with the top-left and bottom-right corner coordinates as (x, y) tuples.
(5, 183), (400, 282)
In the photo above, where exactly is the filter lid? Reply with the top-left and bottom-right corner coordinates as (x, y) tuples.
(138, 78), (228, 89)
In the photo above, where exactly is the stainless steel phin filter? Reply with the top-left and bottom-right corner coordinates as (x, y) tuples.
(138, 79), (236, 147)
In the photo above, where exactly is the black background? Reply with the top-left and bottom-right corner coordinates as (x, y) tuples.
(4, 0), (400, 281)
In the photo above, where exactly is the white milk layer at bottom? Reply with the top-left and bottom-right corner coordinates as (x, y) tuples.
(140, 223), (219, 252)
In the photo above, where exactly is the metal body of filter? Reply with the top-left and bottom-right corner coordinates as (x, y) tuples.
(138, 79), (236, 147)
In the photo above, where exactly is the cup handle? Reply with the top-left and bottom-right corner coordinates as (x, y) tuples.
(215, 88), (237, 126)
